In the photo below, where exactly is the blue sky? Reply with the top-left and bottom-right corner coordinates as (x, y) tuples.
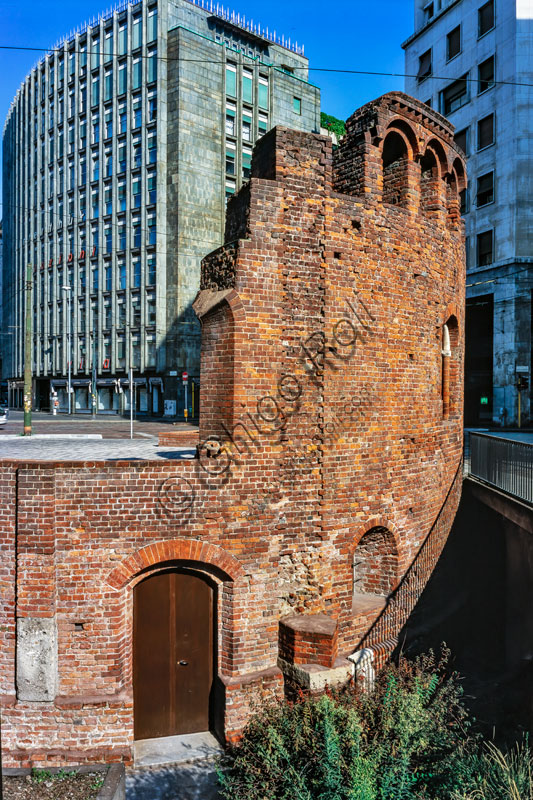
(0, 0), (414, 203)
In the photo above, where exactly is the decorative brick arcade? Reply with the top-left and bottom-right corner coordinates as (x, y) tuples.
(0, 92), (466, 766)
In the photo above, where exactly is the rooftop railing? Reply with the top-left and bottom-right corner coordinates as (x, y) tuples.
(184, 0), (304, 55)
(5, 0), (304, 130)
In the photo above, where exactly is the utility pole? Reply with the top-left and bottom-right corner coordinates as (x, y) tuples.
(129, 326), (134, 440)
(23, 263), (33, 436)
(62, 286), (72, 415)
(91, 330), (97, 420)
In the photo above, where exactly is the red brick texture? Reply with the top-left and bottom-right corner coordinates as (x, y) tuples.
(279, 614), (338, 669)
(0, 92), (466, 766)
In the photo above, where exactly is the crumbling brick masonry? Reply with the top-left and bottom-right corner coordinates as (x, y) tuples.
(0, 92), (466, 766)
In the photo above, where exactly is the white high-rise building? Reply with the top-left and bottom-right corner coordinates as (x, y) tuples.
(403, 0), (533, 426)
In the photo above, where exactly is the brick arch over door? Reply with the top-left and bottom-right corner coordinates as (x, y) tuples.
(106, 538), (245, 591)
(106, 538), (246, 684)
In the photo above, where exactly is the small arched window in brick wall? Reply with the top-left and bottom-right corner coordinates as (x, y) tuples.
(420, 150), (439, 213)
(447, 159), (465, 226)
(446, 172), (460, 225)
(382, 132), (409, 207)
(442, 315), (459, 419)
(353, 526), (398, 599)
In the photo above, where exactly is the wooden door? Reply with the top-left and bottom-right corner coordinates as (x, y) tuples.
(133, 570), (213, 740)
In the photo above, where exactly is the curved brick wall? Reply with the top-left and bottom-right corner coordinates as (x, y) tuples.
(0, 92), (466, 766)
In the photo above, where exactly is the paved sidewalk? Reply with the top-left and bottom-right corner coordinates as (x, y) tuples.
(126, 761), (221, 800)
(127, 733), (223, 800)
(0, 437), (197, 461)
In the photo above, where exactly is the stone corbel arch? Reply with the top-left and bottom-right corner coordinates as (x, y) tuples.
(106, 537), (245, 591)
(451, 157), (467, 193)
(383, 118), (420, 160)
(423, 138), (450, 178)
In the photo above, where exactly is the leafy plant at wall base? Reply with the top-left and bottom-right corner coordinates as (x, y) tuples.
(218, 645), (485, 800)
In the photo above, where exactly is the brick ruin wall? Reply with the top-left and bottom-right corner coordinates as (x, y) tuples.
(0, 92), (466, 766)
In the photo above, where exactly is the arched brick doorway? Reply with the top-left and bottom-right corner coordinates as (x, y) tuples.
(133, 568), (216, 740)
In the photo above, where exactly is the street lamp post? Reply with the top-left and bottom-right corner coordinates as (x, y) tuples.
(62, 286), (72, 415)
(23, 264), (33, 435)
(91, 330), (97, 420)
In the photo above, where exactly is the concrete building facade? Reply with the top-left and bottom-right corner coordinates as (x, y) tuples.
(2, 0), (319, 416)
(0, 93), (466, 766)
(403, 0), (533, 426)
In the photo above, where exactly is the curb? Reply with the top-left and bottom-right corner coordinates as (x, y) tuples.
(97, 764), (125, 800)
(2, 763), (125, 799)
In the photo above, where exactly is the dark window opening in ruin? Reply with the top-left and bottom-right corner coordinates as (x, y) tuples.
(441, 75), (469, 115)
(447, 26), (461, 61)
(454, 127), (468, 156)
(478, 113), (494, 150)
(478, 56), (495, 94)
(382, 132), (409, 207)
(476, 171), (494, 207)
(420, 150), (439, 212)
(460, 188), (468, 215)
(417, 49), (432, 82)
(352, 527), (398, 612)
(442, 315), (459, 418)
(477, 230), (494, 266)
(478, 0), (495, 37)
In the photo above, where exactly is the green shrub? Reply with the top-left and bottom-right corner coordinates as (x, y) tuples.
(218, 646), (483, 800)
(453, 739), (533, 800)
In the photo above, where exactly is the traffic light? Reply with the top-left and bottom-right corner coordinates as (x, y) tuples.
(517, 375), (529, 391)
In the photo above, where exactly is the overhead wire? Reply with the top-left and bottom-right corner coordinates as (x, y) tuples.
(1, 43), (533, 89)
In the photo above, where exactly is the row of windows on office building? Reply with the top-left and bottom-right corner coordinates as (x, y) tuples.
(30, 90), (157, 159)
(33, 168), (158, 237)
(454, 112), (495, 217)
(32, 4), (157, 101)
(38, 51), (158, 123)
(224, 61), (268, 198)
(38, 327), (157, 373)
(33, 280), (159, 373)
(419, 52), (495, 117)
(34, 254), (157, 304)
(36, 289), (157, 334)
(417, 1), (495, 116)
(25, 93), (158, 227)
(223, 61), (304, 197)
(421, 0), (494, 37)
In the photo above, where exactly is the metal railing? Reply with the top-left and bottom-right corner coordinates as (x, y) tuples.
(469, 432), (533, 505)
(358, 461), (463, 669)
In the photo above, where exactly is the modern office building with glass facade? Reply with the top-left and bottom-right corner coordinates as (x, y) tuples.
(2, 0), (320, 415)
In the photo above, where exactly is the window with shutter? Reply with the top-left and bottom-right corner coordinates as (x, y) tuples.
(446, 26), (461, 61)
(477, 114), (494, 149)
(417, 49), (432, 82)
(478, 1), (494, 37)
